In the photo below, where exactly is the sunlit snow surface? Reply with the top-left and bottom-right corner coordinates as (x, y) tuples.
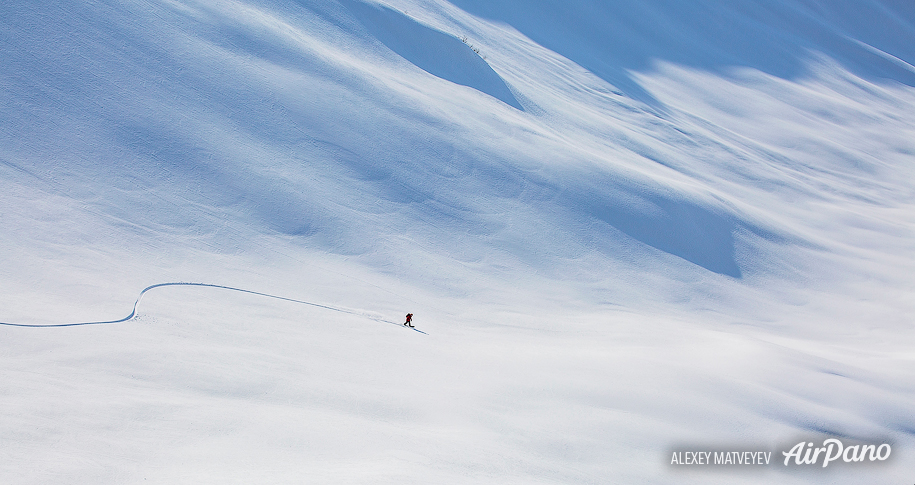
(1, 0), (914, 483)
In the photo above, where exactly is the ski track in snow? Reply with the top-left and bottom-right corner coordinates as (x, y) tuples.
(0, 282), (426, 333)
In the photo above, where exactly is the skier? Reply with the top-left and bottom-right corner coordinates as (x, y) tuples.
(403, 313), (414, 327)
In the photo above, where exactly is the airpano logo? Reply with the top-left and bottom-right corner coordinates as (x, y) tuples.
(669, 438), (894, 471)
(781, 439), (891, 467)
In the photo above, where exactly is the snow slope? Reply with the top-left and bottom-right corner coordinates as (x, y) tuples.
(1, 0), (914, 483)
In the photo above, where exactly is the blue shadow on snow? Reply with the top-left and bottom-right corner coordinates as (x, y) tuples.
(342, 0), (524, 110)
(560, 173), (754, 278)
(449, 0), (915, 110)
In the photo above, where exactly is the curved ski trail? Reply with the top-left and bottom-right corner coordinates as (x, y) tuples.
(0, 282), (425, 333)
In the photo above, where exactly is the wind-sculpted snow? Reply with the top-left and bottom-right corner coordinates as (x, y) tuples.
(564, 178), (745, 277)
(343, 0), (524, 110)
(450, 0), (915, 107)
(1, 0), (914, 483)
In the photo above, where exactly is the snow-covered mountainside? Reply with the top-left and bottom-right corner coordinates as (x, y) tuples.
(1, 0), (913, 483)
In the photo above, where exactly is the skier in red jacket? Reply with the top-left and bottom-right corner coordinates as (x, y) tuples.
(404, 313), (414, 327)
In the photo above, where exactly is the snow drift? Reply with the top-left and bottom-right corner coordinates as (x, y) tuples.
(1, 0), (913, 483)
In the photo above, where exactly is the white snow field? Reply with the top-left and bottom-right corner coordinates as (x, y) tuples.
(1, 0), (914, 483)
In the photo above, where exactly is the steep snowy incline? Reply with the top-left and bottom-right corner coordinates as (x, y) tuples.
(2, 0), (912, 316)
(449, 0), (915, 105)
(1, 0), (914, 483)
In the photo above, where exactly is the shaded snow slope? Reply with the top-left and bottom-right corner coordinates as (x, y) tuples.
(451, 0), (915, 107)
(342, 0), (524, 109)
(1, 0), (914, 483)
